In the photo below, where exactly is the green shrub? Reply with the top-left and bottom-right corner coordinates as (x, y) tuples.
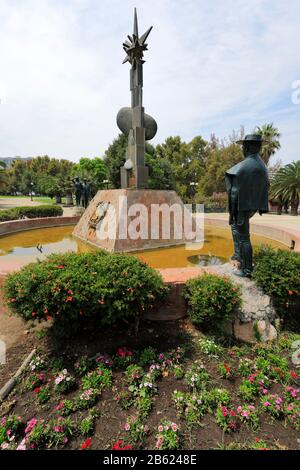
(253, 246), (300, 325)
(0, 208), (19, 222)
(17, 205), (63, 218)
(183, 273), (242, 329)
(0, 205), (63, 222)
(3, 251), (168, 335)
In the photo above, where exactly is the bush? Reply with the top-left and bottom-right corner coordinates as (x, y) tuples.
(3, 251), (168, 335)
(183, 274), (242, 329)
(0, 205), (63, 222)
(199, 193), (227, 213)
(253, 246), (300, 326)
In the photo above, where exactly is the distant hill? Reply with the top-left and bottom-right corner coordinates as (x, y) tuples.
(0, 157), (33, 168)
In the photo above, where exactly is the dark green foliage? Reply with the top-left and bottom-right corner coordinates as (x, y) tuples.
(3, 251), (168, 335)
(253, 246), (300, 326)
(183, 274), (242, 329)
(0, 205), (63, 222)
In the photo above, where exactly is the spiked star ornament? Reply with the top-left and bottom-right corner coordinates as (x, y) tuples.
(122, 8), (153, 65)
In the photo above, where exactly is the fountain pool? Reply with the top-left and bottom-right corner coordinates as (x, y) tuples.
(0, 225), (287, 270)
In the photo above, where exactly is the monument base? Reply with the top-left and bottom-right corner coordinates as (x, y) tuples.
(72, 189), (196, 253)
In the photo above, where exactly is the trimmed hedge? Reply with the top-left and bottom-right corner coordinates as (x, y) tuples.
(0, 205), (63, 222)
(3, 252), (168, 335)
(183, 273), (242, 330)
(253, 246), (300, 326)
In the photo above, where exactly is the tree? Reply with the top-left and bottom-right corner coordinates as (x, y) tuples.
(197, 133), (243, 198)
(270, 161), (300, 216)
(0, 161), (7, 192)
(103, 134), (128, 188)
(156, 136), (209, 202)
(103, 134), (173, 190)
(5, 156), (74, 196)
(72, 157), (108, 196)
(255, 123), (281, 165)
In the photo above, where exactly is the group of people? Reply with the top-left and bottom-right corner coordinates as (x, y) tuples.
(73, 177), (91, 209)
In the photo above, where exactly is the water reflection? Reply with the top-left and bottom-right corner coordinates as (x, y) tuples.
(0, 225), (287, 269)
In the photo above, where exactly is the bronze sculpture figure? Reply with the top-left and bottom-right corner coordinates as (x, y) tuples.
(225, 134), (269, 278)
(73, 177), (83, 207)
(81, 179), (91, 209)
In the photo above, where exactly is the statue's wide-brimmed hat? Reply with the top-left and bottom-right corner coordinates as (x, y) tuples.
(236, 134), (263, 145)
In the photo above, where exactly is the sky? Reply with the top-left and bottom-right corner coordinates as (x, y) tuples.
(0, 0), (299, 164)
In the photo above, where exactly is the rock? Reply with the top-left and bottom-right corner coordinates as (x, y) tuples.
(256, 320), (278, 342)
(233, 321), (256, 344)
(210, 263), (278, 344)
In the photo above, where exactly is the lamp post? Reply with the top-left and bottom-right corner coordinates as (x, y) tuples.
(30, 181), (34, 202)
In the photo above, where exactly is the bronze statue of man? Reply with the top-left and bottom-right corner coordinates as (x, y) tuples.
(73, 177), (83, 207)
(225, 134), (269, 278)
(81, 179), (91, 209)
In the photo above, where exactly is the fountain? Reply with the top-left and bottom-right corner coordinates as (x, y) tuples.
(72, 9), (196, 253)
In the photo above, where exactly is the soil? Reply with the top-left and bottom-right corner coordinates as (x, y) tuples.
(0, 316), (299, 450)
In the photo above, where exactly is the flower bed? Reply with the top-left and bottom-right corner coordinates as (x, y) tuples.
(1, 322), (300, 450)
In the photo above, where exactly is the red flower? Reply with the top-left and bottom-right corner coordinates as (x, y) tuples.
(66, 296), (73, 302)
(34, 387), (40, 395)
(112, 440), (133, 450)
(290, 371), (298, 380)
(32, 312), (37, 317)
(117, 348), (126, 358)
(81, 438), (92, 450)
(57, 265), (65, 269)
(288, 290), (293, 295)
(224, 363), (231, 374)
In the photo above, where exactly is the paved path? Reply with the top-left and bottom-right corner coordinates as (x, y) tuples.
(0, 197), (44, 210)
(0, 197), (75, 217)
(205, 212), (300, 234)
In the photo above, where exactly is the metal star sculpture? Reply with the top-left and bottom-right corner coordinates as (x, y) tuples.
(122, 8), (153, 65)
(117, 8), (157, 189)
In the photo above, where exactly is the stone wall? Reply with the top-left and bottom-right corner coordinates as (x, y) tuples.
(0, 216), (80, 237)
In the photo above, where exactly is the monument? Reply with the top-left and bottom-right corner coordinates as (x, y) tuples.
(225, 134), (269, 278)
(117, 8), (157, 189)
(73, 9), (196, 252)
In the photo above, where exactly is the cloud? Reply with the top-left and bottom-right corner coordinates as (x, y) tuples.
(0, 0), (299, 164)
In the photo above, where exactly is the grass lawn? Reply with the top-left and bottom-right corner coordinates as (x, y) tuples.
(1, 320), (299, 451)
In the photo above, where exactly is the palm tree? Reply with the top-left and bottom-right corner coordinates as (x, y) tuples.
(255, 123), (281, 165)
(270, 161), (300, 216)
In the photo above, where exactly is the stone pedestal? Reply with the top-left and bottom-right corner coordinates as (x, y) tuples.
(72, 189), (197, 253)
(212, 264), (278, 343)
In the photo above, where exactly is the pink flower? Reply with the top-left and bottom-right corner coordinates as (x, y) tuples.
(124, 423), (130, 431)
(17, 440), (26, 451)
(158, 425), (164, 433)
(25, 418), (37, 434)
(171, 423), (178, 432)
(264, 402), (271, 407)
(155, 437), (163, 449)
